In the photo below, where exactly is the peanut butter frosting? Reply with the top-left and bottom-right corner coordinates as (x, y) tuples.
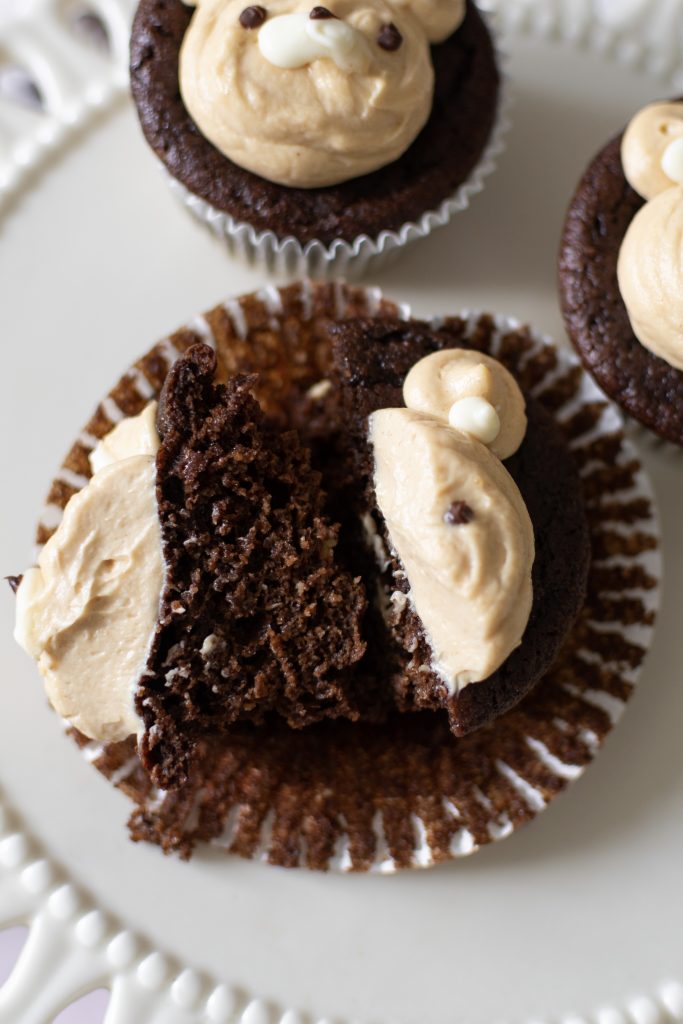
(370, 351), (534, 693)
(179, 0), (435, 188)
(617, 185), (683, 372)
(391, 0), (465, 43)
(621, 101), (683, 201)
(89, 401), (160, 474)
(14, 406), (164, 742)
(403, 349), (527, 459)
(618, 102), (683, 371)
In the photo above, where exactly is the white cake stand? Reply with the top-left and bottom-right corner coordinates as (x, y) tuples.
(0, 1), (681, 1022)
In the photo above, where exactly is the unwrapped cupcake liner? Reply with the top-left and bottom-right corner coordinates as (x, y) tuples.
(161, 7), (510, 280)
(37, 281), (660, 873)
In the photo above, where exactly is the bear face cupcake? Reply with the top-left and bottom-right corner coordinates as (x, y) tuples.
(559, 100), (683, 447)
(130, 0), (504, 274)
(11, 283), (659, 870)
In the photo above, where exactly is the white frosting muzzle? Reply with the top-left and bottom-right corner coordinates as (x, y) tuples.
(258, 11), (371, 71)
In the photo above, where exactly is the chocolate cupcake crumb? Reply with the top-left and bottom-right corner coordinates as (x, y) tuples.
(138, 343), (369, 790)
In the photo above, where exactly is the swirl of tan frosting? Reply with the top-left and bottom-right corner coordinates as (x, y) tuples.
(403, 349), (527, 459)
(617, 186), (683, 372)
(621, 102), (683, 200)
(390, 0), (465, 43)
(14, 406), (163, 742)
(179, 0), (434, 188)
(618, 101), (683, 370)
(370, 351), (534, 693)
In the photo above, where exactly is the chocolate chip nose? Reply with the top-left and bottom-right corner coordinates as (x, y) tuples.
(377, 23), (403, 51)
(239, 5), (267, 29)
(443, 502), (474, 526)
(310, 6), (338, 18)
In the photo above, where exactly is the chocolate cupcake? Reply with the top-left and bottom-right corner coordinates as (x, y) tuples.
(130, 0), (505, 276)
(12, 284), (659, 870)
(559, 99), (683, 447)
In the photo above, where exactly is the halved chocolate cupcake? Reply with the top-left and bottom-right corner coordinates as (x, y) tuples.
(329, 316), (590, 736)
(12, 284), (659, 869)
(559, 99), (683, 446)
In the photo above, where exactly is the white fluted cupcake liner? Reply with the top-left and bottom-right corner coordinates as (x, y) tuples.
(161, 9), (510, 279)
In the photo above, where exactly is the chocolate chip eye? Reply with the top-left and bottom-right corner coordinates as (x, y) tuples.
(444, 501), (474, 525)
(239, 5), (267, 29)
(5, 575), (23, 594)
(310, 6), (338, 18)
(377, 22), (403, 51)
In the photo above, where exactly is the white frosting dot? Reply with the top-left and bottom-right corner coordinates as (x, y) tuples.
(447, 397), (501, 445)
(661, 136), (683, 185)
(258, 12), (369, 73)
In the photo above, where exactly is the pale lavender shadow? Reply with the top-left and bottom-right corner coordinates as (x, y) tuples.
(53, 989), (110, 1023)
(0, 925), (26, 986)
(1, 929), (110, 1022)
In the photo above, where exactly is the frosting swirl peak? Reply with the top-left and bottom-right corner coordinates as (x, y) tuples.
(621, 101), (683, 200)
(617, 185), (683, 372)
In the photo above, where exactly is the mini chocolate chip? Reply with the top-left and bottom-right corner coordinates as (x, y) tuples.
(377, 22), (403, 51)
(5, 575), (23, 594)
(239, 5), (267, 29)
(444, 501), (474, 526)
(310, 6), (338, 18)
